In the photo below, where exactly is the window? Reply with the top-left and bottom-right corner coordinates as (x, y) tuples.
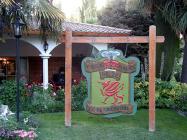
(0, 57), (16, 83)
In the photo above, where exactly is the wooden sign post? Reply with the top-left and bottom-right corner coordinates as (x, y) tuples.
(65, 29), (72, 127)
(149, 26), (156, 132)
(63, 25), (164, 131)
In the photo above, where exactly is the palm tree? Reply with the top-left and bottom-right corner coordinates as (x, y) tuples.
(0, 0), (65, 40)
(139, 0), (187, 83)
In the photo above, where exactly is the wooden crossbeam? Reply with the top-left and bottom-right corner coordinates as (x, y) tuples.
(59, 36), (164, 44)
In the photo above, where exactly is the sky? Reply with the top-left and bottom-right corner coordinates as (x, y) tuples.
(53, 0), (108, 21)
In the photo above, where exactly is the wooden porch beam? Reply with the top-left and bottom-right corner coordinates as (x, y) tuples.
(65, 28), (72, 127)
(71, 36), (164, 44)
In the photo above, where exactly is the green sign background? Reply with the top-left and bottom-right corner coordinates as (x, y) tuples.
(91, 72), (130, 107)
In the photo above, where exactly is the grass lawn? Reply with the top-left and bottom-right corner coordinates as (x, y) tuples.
(36, 109), (187, 140)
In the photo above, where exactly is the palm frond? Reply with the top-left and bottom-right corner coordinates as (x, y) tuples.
(23, 0), (65, 40)
(160, 1), (187, 33)
(139, 0), (187, 33)
(1, 0), (15, 6)
(178, 8), (187, 33)
(24, 0), (65, 23)
(1, 0), (65, 41)
(138, 0), (155, 12)
(161, 1), (178, 31)
(138, 0), (168, 13)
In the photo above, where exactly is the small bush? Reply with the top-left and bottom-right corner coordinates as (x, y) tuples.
(134, 78), (187, 110)
(0, 111), (38, 140)
(0, 127), (17, 140)
(174, 84), (187, 112)
(25, 84), (55, 113)
(72, 80), (87, 111)
(49, 89), (65, 112)
(0, 80), (26, 111)
(55, 88), (65, 102)
(134, 79), (149, 108)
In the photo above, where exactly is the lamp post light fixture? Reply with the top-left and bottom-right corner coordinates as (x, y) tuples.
(12, 17), (25, 122)
(12, 17), (25, 38)
(43, 40), (49, 52)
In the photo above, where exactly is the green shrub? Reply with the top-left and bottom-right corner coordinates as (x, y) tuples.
(174, 83), (187, 112)
(134, 78), (187, 110)
(55, 88), (65, 102)
(0, 111), (38, 140)
(36, 81), (87, 112)
(26, 85), (55, 113)
(134, 79), (149, 108)
(156, 79), (180, 108)
(72, 80), (87, 111)
(0, 115), (18, 131)
(48, 89), (65, 112)
(0, 80), (26, 111)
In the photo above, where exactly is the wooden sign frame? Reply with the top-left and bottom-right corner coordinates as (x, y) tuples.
(62, 25), (164, 132)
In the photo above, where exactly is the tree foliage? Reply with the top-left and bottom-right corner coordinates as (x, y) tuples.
(98, 0), (154, 79)
(0, 0), (65, 41)
(79, 0), (97, 24)
(98, 0), (153, 36)
(139, 0), (187, 82)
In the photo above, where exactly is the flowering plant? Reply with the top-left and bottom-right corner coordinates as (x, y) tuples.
(0, 111), (38, 140)
(14, 129), (37, 140)
(25, 82), (43, 97)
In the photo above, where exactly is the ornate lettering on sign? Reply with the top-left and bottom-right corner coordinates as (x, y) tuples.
(99, 71), (121, 81)
(81, 49), (140, 117)
(85, 59), (136, 73)
(103, 60), (120, 69)
(86, 102), (133, 114)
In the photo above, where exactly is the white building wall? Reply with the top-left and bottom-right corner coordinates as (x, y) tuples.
(91, 43), (108, 51)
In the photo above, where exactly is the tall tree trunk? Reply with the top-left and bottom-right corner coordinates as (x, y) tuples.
(154, 12), (180, 81)
(161, 29), (179, 81)
(155, 44), (163, 78)
(155, 12), (165, 78)
(181, 33), (187, 83)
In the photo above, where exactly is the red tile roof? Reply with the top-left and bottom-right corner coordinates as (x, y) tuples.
(62, 21), (131, 35)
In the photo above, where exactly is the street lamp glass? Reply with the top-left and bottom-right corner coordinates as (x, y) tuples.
(12, 18), (25, 38)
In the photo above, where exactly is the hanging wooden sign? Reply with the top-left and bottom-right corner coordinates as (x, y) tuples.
(82, 49), (140, 117)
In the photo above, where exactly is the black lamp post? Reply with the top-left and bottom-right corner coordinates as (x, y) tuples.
(0, 17), (4, 37)
(0, 17), (3, 30)
(12, 17), (25, 122)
